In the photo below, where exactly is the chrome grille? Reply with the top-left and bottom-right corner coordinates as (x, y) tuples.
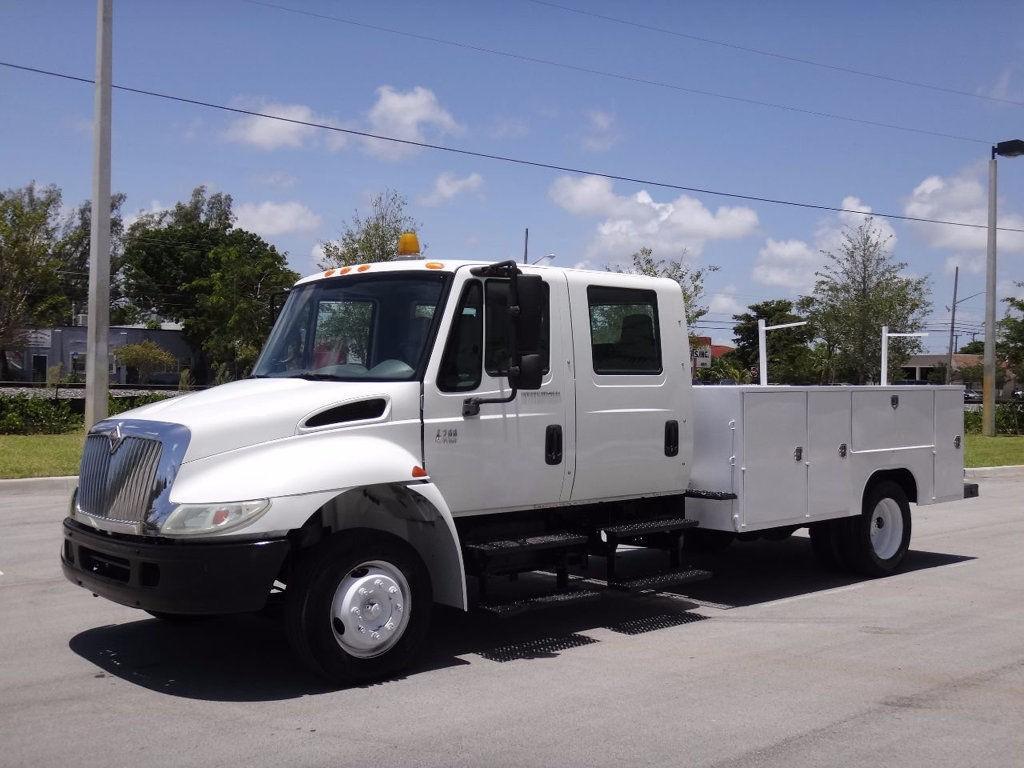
(78, 434), (163, 523)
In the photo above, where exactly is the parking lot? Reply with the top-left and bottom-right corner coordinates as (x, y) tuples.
(1, 471), (1021, 768)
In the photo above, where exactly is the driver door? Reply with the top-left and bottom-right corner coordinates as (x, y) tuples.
(421, 269), (572, 516)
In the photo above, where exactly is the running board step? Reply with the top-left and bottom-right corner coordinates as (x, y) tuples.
(602, 516), (698, 541)
(477, 588), (602, 616)
(608, 567), (712, 593)
(684, 488), (737, 501)
(465, 531), (589, 555)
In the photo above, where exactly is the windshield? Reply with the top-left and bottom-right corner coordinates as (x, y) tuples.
(252, 272), (451, 381)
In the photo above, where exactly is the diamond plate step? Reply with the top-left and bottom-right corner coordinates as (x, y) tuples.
(477, 588), (603, 616)
(465, 531), (588, 555)
(608, 567), (712, 593)
(601, 516), (698, 541)
(684, 488), (737, 500)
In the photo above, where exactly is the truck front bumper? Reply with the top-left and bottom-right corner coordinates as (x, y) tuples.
(61, 518), (290, 615)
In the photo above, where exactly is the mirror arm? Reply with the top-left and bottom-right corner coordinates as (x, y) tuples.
(462, 386), (518, 417)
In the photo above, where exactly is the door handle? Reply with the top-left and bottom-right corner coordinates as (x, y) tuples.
(665, 420), (679, 457)
(545, 425), (563, 465)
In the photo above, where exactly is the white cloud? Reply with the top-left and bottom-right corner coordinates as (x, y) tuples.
(708, 286), (744, 316)
(419, 172), (483, 207)
(581, 110), (618, 153)
(753, 238), (819, 293)
(489, 116), (529, 139)
(255, 171), (298, 190)
(982, 65), (1023, 102)
(752, 196), (897, 293)
(904, 166), (1024, 254)
(362, 86), (460, 160)
(224, 99), (323, 150)
(235, 201), (322, 236)
(549, 175), (758, 259)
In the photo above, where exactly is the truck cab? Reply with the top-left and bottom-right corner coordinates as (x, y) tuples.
(61, 257), (972, 685)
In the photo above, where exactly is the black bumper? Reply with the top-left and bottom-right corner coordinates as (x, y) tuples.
(61, 518), (290, 615)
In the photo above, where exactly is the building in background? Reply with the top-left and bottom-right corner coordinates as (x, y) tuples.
(4, 324), (195, 386)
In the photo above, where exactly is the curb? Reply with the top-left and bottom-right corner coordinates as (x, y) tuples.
(0, 476), (77, 497)
(965, 465), (1024, 478)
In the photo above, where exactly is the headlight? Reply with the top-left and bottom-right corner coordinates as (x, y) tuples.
(160, 499), (270, 536)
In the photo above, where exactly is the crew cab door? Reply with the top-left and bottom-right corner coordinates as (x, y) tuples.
(568, 277), (691, 502)
(421, 269), (572, 515)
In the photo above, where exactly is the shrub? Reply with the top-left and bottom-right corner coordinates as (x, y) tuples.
(964, 402), (1024, 435)
(0, 394), (80, 434)
(108, 392), (177, 416)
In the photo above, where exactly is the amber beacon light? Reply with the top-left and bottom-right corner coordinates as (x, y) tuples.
(397, 231), (422, 259)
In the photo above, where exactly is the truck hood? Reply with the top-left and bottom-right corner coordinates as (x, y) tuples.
(118, 378), (413, 462)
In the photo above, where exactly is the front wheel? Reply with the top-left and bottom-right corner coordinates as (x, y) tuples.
(284, 531), (432, 685)
(843, 481), (912, 577)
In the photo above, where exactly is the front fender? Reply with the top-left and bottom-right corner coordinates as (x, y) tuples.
(171, 432), (424, 504)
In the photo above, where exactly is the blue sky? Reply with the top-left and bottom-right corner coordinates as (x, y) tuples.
(2, 0), (1024, 349)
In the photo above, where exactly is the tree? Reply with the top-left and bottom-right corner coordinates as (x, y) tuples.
(609, 247), (719, 327)
(959, 340), (984, 355)
(806, 218), (931, 384)
(1001, 283), (1024, 384)
(729, 299), (817, 384)
(191, 231), (299, 380)
(318, 189), (420, 268)
(0, 183), (65, 379)
(694, 353), (750, 384)
(113, 340), (176, 384)
(54, 193), (137, 325)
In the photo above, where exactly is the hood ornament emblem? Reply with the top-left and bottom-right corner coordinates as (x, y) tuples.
(105, 423), (125, 453)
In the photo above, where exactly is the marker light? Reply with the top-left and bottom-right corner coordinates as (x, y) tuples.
(357, 264), (371, 272)
(425, 261), (445, 270)
(160, 500), (270, 536)
(397, 231), (421, 257)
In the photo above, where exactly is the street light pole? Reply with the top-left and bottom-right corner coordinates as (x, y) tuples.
(983, 139), (1024, 436)
(85, 0), (112, 430)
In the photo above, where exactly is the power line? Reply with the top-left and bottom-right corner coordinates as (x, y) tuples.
(4, 59), (1023, 235)
(524, 0), (1024, 109)
(243, 0), (990, 145)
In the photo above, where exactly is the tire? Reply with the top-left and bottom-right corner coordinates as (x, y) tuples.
(284, 530), (432, 686)
(842, 480), (912, 577)
(682, 529), (735, 554)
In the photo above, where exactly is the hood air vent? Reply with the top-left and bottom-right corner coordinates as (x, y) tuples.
(304, 398), (387, 429)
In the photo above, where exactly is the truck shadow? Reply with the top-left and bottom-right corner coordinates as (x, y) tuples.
(68, 536), (972, 702)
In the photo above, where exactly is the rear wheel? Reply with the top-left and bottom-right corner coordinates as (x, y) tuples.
(842, 481), (912, 577)
(284, 531), (432, 685)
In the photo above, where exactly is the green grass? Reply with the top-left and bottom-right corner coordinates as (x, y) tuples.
(0, 429), (1021, 480)
(0, 431), (84, 479)
(964, 434), (1024, 468)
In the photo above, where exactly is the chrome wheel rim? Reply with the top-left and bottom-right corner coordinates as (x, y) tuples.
(869, 498), (903, 560)
(330, 560), (410, 658)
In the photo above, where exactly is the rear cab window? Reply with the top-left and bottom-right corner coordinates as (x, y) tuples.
(587, 286), (662, 375)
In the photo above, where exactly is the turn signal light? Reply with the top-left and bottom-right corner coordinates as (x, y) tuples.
(411, 466), (428, 478)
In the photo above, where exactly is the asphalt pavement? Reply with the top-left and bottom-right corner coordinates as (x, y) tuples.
(1, 471), (1021, 768)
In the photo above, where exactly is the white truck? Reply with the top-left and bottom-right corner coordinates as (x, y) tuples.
(61, 256), (977, 684)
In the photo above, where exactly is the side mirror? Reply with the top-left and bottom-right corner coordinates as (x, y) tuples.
(514, 275), (544, 354)
(510, 352), (543, 391)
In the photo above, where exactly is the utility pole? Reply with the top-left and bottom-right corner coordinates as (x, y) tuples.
(983, 151), (997, 436)
(945, 265), (958, 384)
(522, 227), (529, 265)
(85, 0), (112, 429)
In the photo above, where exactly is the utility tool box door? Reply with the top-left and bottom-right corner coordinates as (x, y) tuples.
(742, 390), (807, 528)
(933, 388), (965, 503)
(807, 389), (852, 519)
